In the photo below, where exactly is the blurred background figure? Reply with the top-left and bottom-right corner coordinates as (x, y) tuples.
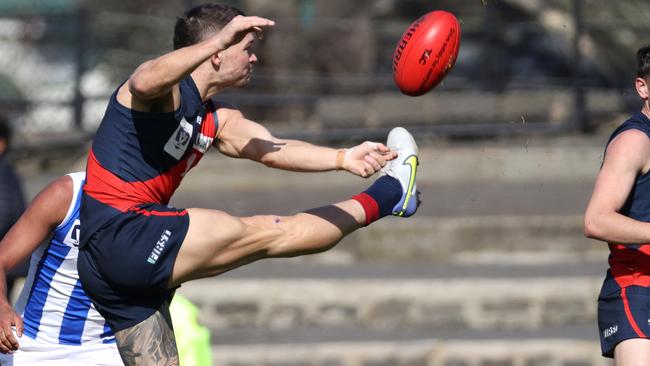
(0, 118), (26, 302)
(170, 294), (212, 366)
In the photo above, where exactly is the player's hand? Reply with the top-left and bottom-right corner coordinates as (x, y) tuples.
(0, 301), (22, 353)
(343, 141), (397, 178)
(213, 15), (275, 51)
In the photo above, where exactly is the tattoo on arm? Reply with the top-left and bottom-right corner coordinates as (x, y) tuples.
(115, 303), (178, 366)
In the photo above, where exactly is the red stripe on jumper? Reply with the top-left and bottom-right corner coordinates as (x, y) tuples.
(621, 287), (648, 338)
(202, 106), (217, 137)
(128, 206), (187, 217)
(609, 243), (650, 288)
(84, 149), (199, 212)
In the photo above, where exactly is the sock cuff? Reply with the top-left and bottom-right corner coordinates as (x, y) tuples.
(351, 193), (380, 226)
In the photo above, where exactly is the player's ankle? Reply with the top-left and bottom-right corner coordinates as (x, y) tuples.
(352, 176), (402, 225)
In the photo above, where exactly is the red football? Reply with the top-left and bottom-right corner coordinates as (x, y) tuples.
(392, 10), (461, 96)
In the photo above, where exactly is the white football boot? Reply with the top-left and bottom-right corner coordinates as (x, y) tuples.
(382, 127), (419, 217)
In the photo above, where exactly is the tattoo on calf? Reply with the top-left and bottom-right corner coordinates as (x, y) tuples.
(115, 306), (179, 366)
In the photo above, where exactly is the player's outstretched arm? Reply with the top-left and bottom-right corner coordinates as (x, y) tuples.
(215, 107), (396, 177)
(126, 15), (274, 103)
(585, 129), (650, 244)
(0, 176), (72, 354)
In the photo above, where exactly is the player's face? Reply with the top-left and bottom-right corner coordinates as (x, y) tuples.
(218, 32), (258, 88)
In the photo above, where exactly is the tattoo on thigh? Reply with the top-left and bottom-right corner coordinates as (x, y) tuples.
(115, 307), (179, 366)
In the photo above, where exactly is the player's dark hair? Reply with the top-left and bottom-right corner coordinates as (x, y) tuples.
(173, 3), (245, 50)
(637, 44), (650, 78)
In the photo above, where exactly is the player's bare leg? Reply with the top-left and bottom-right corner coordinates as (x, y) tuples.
(614, 339), (650, 366)
(169, 200), (365, 285)
(114, 299), (178, 366)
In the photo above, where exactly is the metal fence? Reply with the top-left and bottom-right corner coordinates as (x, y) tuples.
(1, 0), (650, 156)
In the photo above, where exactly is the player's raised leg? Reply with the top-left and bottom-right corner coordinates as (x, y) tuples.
(614, 339), (650, 366)
(169, 127), (419, 286)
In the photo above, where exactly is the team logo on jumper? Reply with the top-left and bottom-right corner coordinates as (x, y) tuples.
(63, 219), (81, 248)
(193, 133), (213, 153)
(164, 119), (193, 160)
(602, 324), (618, 338)
(148, 229), (172, 264)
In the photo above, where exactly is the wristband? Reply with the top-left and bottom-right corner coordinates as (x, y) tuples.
(336, 149), (346, 170)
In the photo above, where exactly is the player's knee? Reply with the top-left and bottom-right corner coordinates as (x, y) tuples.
(211, 213), (290, 254)
(240, 214), (299, 254)
(264, 214), (326, 257)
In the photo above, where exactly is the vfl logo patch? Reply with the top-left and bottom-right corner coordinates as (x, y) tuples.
(193, 133), (214, 153)
(174, 129), (190, 149)
(164, 119), (193, 160)
(148, 229), (172, 264)
(63, 219), (81, 248)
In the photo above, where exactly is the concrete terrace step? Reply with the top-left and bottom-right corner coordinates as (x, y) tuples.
(216, 261), (607, 280)
(178, 276), (603, 334)
(211, 324), (598, 346)
(209, 339), (607, 366)
(313, 90), (622, 128)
